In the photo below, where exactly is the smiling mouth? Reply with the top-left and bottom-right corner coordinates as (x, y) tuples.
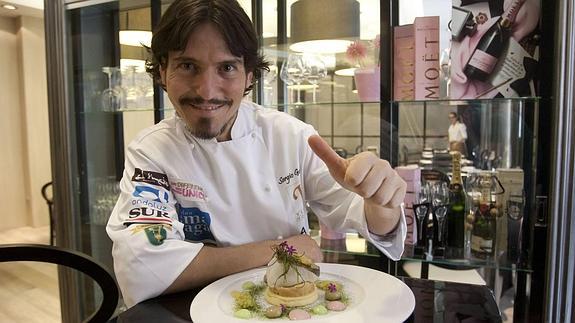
(179, 97), (232, 112)
(190, 104), (225, 111)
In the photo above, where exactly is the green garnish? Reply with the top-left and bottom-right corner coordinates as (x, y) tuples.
(269, 241), (320, 288)
(231, 281), (266, 312)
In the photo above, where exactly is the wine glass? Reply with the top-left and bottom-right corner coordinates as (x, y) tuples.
(302, 54), (327, 103)
(432, 181), (450, 244)
(414, 182), (430, 244)
(280, 53), (305, 105)
(101, 67), (126, 112)
(263, 64), (278, 106)
(136, 70), (154, 109)
(122, 65), (141, 109)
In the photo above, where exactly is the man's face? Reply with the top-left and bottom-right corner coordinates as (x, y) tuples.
(160, 23), (253, 141)
(449, 114), (457, 125)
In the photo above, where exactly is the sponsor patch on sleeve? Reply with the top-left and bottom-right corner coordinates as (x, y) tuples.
(132, 168), (170, 190)
(132, 185), (169, 203)
(130, 224), (172, 246)
(171, 181), (208, 202)
(176, 203), (216, 244)
(122, 206), (173, 227)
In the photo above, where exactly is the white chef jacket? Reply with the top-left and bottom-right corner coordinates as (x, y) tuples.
(106, 100), (406, 307)
(448, 121), (468, 143)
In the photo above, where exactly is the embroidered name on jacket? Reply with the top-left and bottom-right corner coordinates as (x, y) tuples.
(278, 168), (300, 185)
(132, 168), (170, 190)
(176, 204), (216, 244)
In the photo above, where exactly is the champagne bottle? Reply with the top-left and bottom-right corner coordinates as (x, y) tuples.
(447, 152), (465, 248)
(471, 173), (497, 258)
(463, 0), (526, 81)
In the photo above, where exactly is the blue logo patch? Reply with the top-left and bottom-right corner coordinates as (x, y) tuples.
(132, 185), (169, 203)
(176, 204), (216, 243)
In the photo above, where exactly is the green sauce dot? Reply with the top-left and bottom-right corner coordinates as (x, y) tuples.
(241, 281), (255, 290)
(312, 305), (328, 315)
(234, 309), (251, 319)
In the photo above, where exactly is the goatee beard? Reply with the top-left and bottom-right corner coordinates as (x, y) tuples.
(185, 118), (221, 139)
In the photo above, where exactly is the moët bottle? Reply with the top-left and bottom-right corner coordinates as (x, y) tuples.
(463, 0), (526, 82)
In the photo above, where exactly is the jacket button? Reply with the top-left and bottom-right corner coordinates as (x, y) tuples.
(264, 185), (271, 192)
(251, 133), (256, 138)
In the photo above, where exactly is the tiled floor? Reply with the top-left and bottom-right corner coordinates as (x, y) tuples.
(0, 226), (61, 323)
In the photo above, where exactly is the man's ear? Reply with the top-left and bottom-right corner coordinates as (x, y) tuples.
(246, 71), (254, 88)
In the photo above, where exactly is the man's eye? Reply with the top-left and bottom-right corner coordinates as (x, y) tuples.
(221, 64), (236, 73)
(179, 63), (195, 71)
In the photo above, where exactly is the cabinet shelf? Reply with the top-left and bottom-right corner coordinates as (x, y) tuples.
(78, 107), (175, 114)
(392, 97), (540, 105)
(264, 97), (540, 109)
(312, 231), (532, 273)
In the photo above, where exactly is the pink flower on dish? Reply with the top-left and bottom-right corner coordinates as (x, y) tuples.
(328, 283), (337, 293)
(286, 245), (297, 255)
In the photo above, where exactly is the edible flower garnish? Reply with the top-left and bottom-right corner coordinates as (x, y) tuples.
(328, 283), (337, 293)
(270, 241), (320, 287)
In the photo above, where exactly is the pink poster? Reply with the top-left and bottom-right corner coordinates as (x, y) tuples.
(450, 0), (541, 99)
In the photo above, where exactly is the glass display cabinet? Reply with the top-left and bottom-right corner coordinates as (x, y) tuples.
(44, 0), (563, 322)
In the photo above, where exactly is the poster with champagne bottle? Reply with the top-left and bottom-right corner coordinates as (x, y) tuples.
(450, 0), (541, 99)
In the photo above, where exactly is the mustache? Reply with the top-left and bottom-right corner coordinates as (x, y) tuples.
(179, 96), (232, 107)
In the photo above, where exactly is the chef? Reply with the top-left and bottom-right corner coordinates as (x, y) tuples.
(106, 0), (407, 307)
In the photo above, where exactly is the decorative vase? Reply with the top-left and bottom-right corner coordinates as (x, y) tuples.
(354, 66), (380, 102)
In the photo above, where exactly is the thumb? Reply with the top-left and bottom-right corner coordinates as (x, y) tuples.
(308, 134), (347, 180)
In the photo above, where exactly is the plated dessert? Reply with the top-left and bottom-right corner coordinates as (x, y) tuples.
(231, 241), (349, 320)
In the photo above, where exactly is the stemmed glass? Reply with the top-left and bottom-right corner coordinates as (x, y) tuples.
(101, 67), (126, 112)
(302, 54), (327, 103)
(432, 182), (450, 244)
(414, 182), (430, 245)
(122, 65), (141, 109)
(280, 53), (305, 105)
(263, 64), (278, 106)
(136, 70), (154, 109)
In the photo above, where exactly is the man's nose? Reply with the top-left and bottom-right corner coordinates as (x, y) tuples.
(195, 70), (220, 100)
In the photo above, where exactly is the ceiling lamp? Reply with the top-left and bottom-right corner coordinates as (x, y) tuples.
(119, 30), (152, 47)
(289, 0), (360, 54)
(334, 67), (356, 76)
(119, 10), (152, 47)
(1, 4), (17, 10)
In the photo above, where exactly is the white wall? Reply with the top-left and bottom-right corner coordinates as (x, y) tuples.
(0, 15), (51, 231)
(18, 16), (52, 228)
(0, 16), (29, 229)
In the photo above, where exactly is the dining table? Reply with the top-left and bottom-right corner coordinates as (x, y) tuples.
(112, 273), (502, 323)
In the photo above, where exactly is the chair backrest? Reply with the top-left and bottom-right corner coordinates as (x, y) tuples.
(0, 244), (119, 323)
(41, 181), (53, 205)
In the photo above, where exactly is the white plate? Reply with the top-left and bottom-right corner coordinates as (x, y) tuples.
(190, 263), (415, 323)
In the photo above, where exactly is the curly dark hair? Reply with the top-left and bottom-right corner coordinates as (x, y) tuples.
(145, 0), (269, 95)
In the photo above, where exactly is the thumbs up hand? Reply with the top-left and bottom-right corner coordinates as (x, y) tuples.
(308, 135), (406, 234)
(308, 135), (406, 208)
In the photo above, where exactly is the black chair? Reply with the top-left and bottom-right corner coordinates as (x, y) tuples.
(41, 182), (55, 245)
(0, 244), (119, 323)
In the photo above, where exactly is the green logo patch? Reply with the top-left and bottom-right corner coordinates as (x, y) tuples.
(131, 224), (170, 246)
(145, 225), (167, 245)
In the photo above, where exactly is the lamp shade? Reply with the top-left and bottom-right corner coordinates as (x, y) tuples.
(290, 0), (360, 54)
